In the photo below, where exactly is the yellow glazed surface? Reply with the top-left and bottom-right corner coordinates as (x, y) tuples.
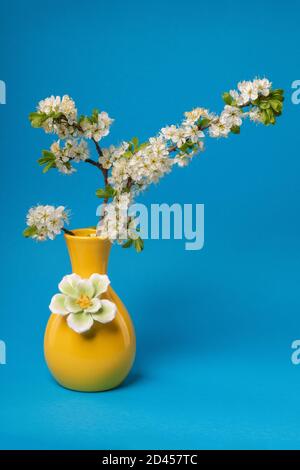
(44, 229), (136, 392)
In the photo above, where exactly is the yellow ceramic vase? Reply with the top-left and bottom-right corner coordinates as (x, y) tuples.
(44, 228), (136, 392)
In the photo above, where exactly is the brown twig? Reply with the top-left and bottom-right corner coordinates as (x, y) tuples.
(92, 137), (103, 157)
(85, 158), (102, 170)
(90, 138), (108, 186)
(62, 227), (75, 236)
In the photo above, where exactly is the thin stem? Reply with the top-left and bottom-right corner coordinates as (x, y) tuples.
(92, 137), (103, 157)
(62, 227), (75, 236)
(62, 116), (107, 182)
(90, 138), (108, 188)
(85, 158), (102, 170)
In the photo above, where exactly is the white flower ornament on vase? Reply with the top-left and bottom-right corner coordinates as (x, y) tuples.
(49, 273), (117, 333)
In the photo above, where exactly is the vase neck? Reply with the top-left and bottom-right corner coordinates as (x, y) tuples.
(64, 229), (111, 278)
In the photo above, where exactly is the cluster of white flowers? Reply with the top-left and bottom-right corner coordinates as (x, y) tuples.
(97, 193), (139, 242)
(248, 107), (263, 123)
(161, 124), (204, 148)
(37, 95), (79, 138)
(207, 79), (272, 137)
(106, 136), (173, 194)
(25, 205), (68, 241)
(80, 112), (114, 142)
(229, 78), (272, 107)
(28, 77), (282, 249)
(209, 105), (243, 138)
(34, 96), (114, 143)
(99, 141), (130, 169)
(50, 139), (89, 174)
(160, 121), (205, 167)
(97, 78), (279, 243)
(38, 95), (77, 120)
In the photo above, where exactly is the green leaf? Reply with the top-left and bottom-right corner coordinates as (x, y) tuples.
(259, 101), (270, 110)
(91, 108), (100, 123)
(198, 118), (210, 129)
(179, 143), (189, 152)
(38, 150), (56, 168)
(122, 239), (133, 249)
(95, 185), (117, 199)
(131, 137), (139, 150)
(271, 89), (284, 101)
(96, 188), (106, 198)
(261, 109), (269, 125)
(42, 150), (55, 159)
(262, 108), (275, 125)
(137, 142), (148, 150)
(107, 185), (117, 197)
(122, 150), (133, 158)
(231, 126), (240, 134)
(38, 157), (49, 165)
(269, 99), (282, 114)
(23, 226), (37, 238)
(134, 237), (144, 253)
(222, 92), (233, 105)
(29, 112), (48, 128)
(267, 108), (275, 124)
(42, 161), (56, 173)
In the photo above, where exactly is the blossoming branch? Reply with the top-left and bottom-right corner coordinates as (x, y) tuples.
(24, 78), (284, 251)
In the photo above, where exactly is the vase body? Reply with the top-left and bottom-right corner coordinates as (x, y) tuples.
(44, 228), (136, 392)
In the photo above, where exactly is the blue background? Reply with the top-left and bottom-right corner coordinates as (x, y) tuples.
(1, 0), (300, 450)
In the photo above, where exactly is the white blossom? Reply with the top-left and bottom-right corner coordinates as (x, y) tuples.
(26, 205), (68, 241)
(37, 95), (78, 138)
(38, 95), (77, 121)
(209, 121), (231, 138)
(161, 125), (179, 141)
(183, 124), (205, 143)
(232, 78), (272, 107)
(220, 105), (243, 128)
(99, 142), (129, 169)
(249, 107), (263, 123)
(238, 80), (259, 103)
(50, 139), (89, 174)
(148, 136), (169, 158)
(184, 107), (209, 124)
(171, 127), (187, 148)
(229, 89), (247, 106)
(96, 193), (139, 243)
(253, 78), (272, 97)
(80, 111), (114, 142)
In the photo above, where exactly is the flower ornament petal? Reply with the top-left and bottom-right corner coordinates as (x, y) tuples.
(77, 279), (94, 299)
(67, 312), (94, 333)
(50, 273), (119, 332)
(85, 297), (102, 314)
(92, 299), (117, 324)
(49, 294), (68, 315)
(58, 273), (81, 298)
(64, 296), (82, 313)
(90, 273), (110, 296)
